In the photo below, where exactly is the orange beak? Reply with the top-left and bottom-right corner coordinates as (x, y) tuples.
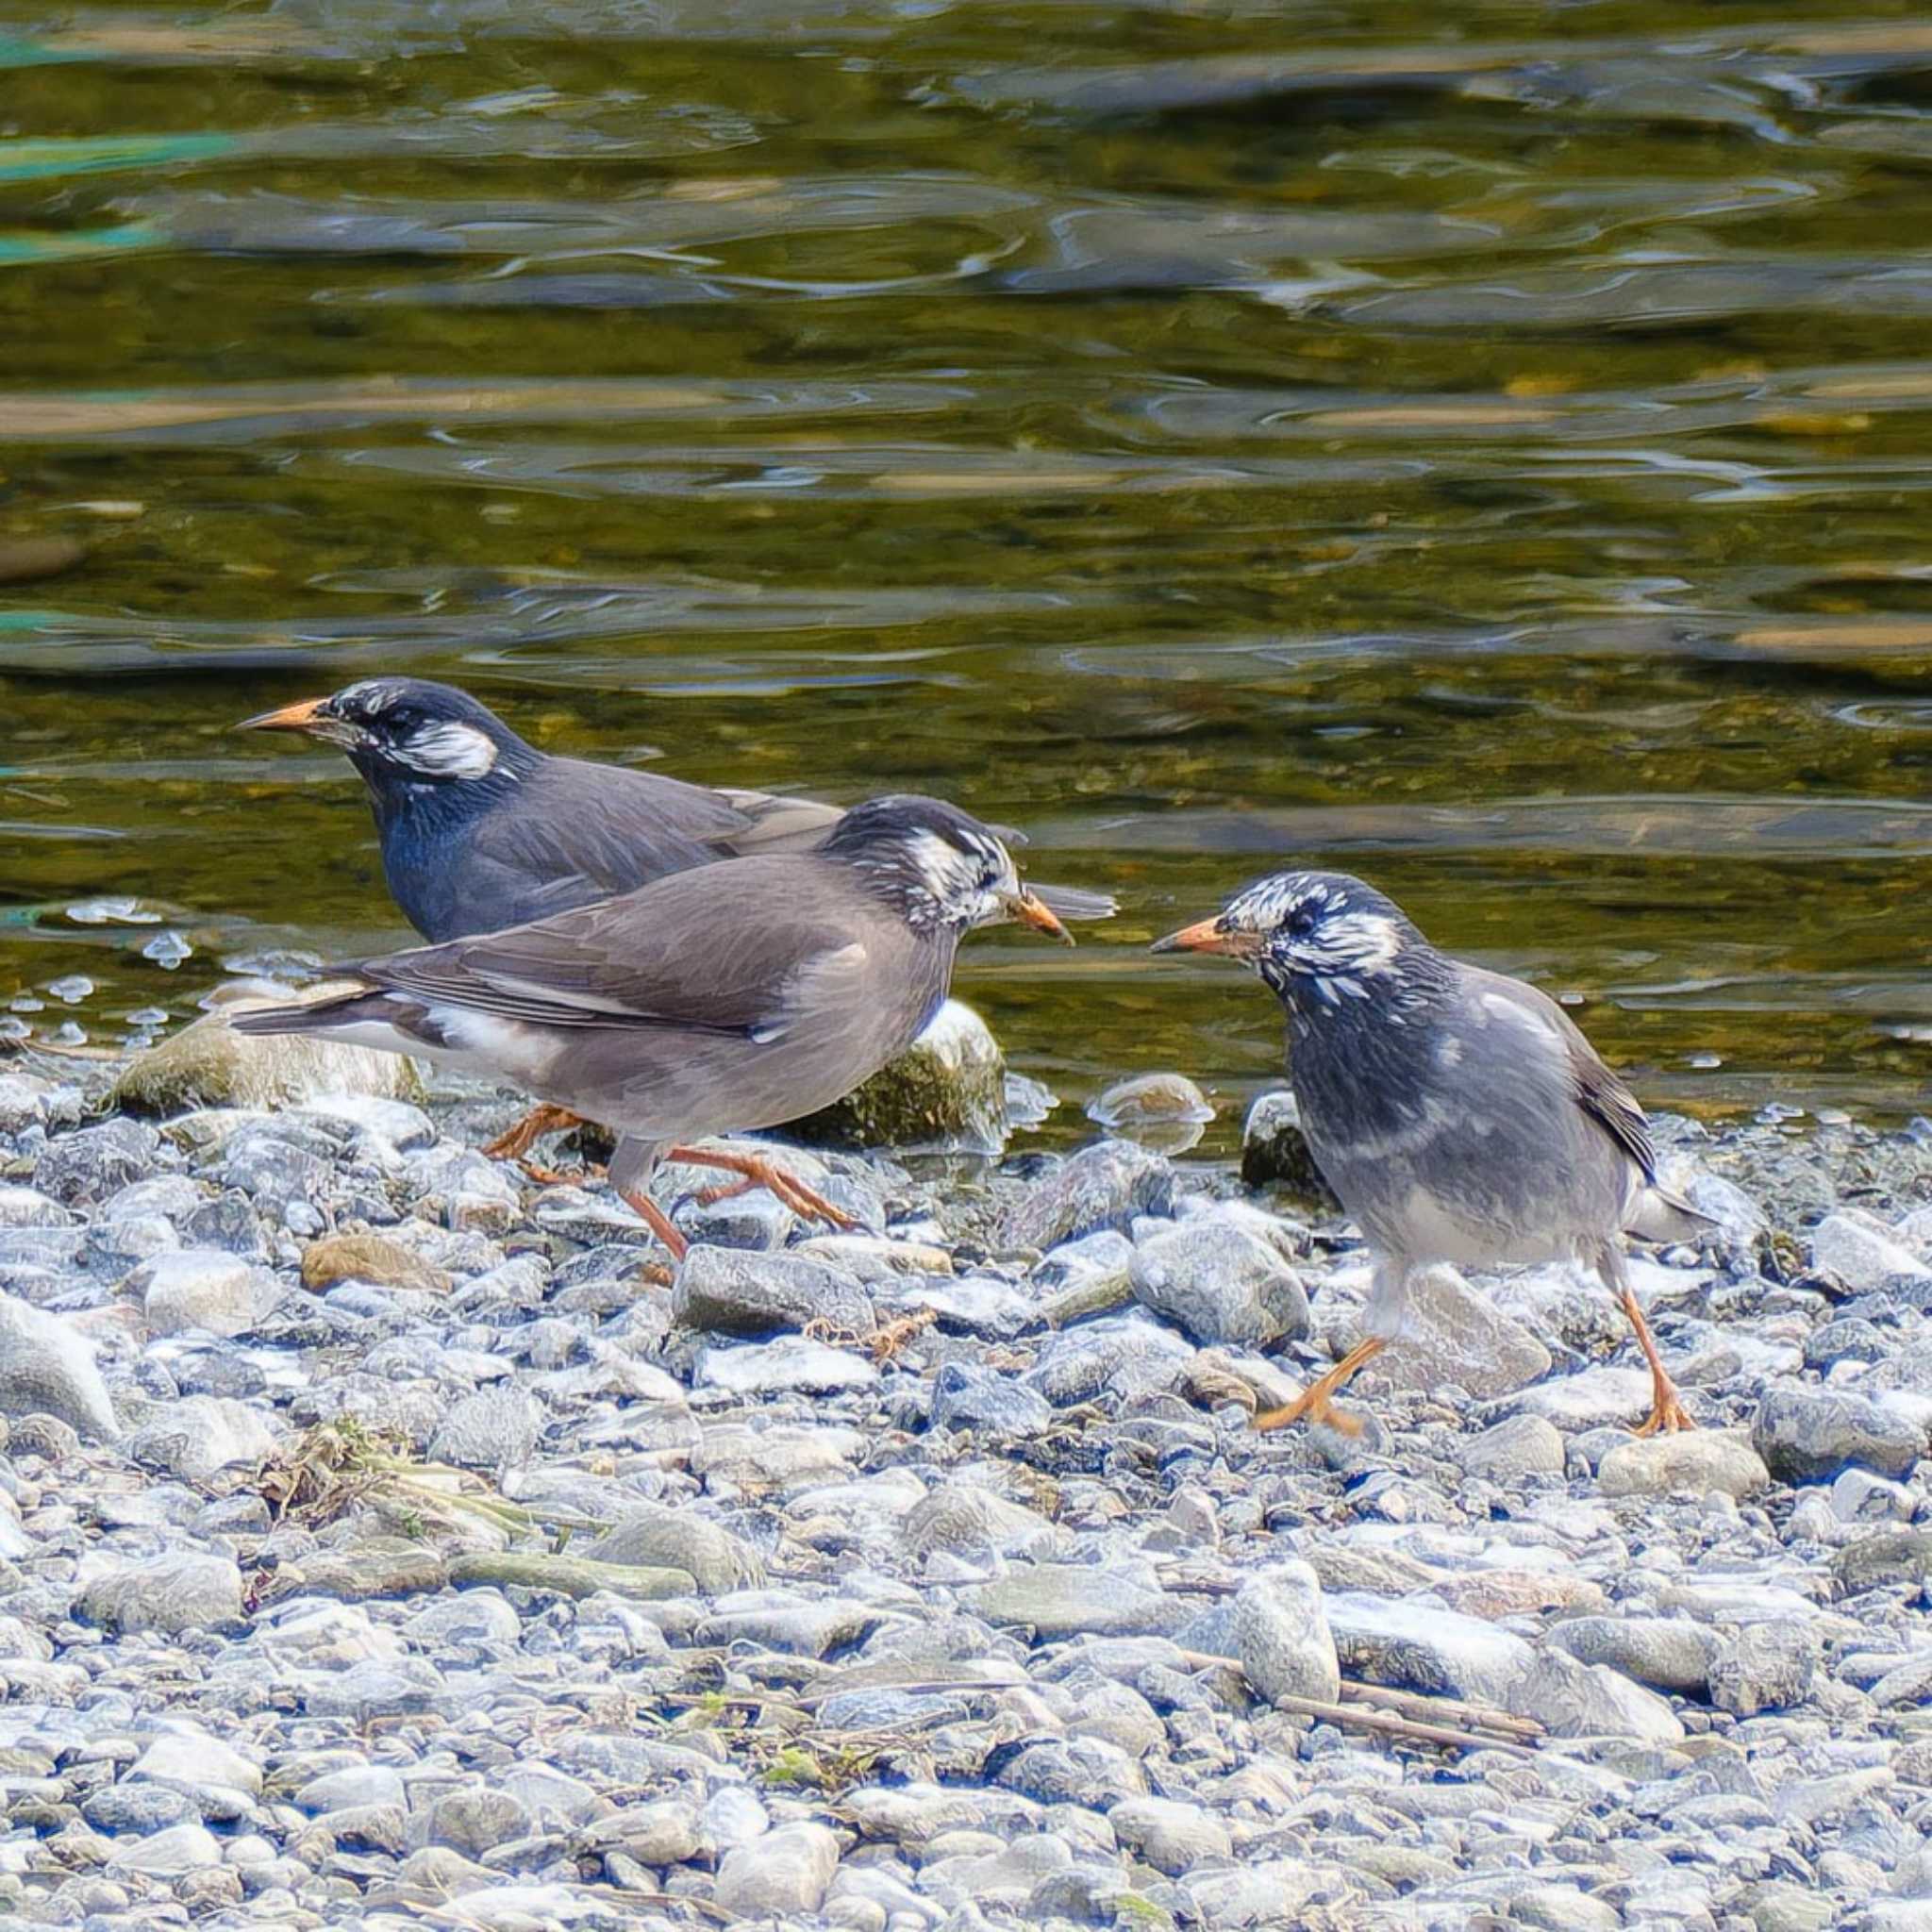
(1150, 917), (1258, 958)
(238, 696), (330, 735)
(1007, 889), (1074, 946)
(237, 695), (369, 750)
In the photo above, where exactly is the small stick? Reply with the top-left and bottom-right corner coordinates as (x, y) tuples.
(1174, 1649), (1541, 1742)
(1340, 1679), (1543, 1739)
(791, 1674), (1023, 1710)
(1268, 1691), (1535, 1757)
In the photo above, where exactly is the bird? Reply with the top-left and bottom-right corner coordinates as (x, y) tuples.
(229, 795), (1072, 1264)
(240, 677), (1114, 1165)
(239, 677), (1116, 941)
(1151, 870), (1708, 1438)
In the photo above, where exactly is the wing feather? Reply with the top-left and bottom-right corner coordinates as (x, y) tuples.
(359, 857), (862, 1038)
(1468, 969), (1657, 1183)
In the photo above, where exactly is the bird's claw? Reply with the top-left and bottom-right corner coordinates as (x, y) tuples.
(521, 1159), (607, 1189)
(1253, 1390), (1367, 1437)
(1631, 1385), (1698, 1436)
(484, 1102), (591, 1167)
(668, 1146), (858, 1231)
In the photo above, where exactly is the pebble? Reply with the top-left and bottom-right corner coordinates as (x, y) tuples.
(1548, 1614), (1719, 1694)
(136, 1246), (275, 1337)
(998, 1139), (1174, 1248)
(78, 1550), (243, 1634)
(1230, 1558), (1341, 1704)
(1709, 1622), (1819, 1715)
(0, 1290), (120, 1439)
(1810, 1208), (1932, 1290)
(962, 1564), (1170, 1639)
(1127, 1213), (1309, 1347)
(1239, 1088), (1340, 1203)
(0, 1041), (1919, 1928)
(1597, 1426), (1772, 1498)
(928, 1361), (1054, 1436)
(1106, 1794), (1230, 1874)
(1753, 1386), (1925, 1482)
(1360, 1263), (1553, 1400)
(1456, 1412), (1567, 1480)
(713, 1820), (841, 1916)
(673, 1242), (874, 1337)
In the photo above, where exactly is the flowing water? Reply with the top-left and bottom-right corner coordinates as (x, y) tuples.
(6, 0), (1932, 1150)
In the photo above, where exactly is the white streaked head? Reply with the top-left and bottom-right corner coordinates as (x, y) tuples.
(297, 677), (528, 786)
(1154, 869), (1427, 1009)
(825, 795), (1069, 941)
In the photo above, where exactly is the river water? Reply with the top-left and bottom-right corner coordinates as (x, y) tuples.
(6, 2), (1932, 1147)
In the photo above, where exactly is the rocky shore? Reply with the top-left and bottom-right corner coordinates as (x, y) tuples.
(0, 1009), (1928, 1932)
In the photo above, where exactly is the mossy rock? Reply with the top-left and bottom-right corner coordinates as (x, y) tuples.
(787, 1000), (1010, 1153)
(112, 980), (427, 1116)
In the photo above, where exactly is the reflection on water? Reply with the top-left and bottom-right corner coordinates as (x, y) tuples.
(5, 0), (1932, 1147)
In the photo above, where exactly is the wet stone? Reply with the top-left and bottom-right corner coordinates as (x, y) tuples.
(1753, 1387), (1924, 1483)
(928, 1361), (1053, 1437)
(998, 1140), (1175, 1250)
(672, 1243), (874, 1338)
(1127, 1213), (1309, 1347)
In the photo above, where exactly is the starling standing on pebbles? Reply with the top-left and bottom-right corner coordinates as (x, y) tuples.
(241, 677), (1112, 1164)
(1153, 870), (1708, 1437)
(231, 796), (1070, 1262)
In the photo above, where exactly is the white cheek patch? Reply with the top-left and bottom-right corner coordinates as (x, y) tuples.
(1318, 912), (1401, 976)
(395, 722), (499, 779)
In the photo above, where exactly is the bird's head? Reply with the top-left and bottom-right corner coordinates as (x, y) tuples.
(1152, 869), (1424, 1009)
(239, 678), (533, 792)
(825, 794), (1071, 943)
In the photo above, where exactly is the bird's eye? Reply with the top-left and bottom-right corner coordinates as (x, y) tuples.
(1286, 905), (1320, 941)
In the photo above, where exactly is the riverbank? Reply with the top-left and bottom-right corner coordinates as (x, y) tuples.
(0, 1037), (1926, 1932)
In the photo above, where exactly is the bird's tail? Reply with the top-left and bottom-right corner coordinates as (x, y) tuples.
(228, 986), (384, 1038)
(1625, 1185), (1720, 1245)
(1029, 880), (1118, 923)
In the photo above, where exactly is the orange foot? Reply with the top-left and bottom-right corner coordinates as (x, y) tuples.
(1252, 1336), (1388, 1437)
(668, 1145), (858, 1231)
(1631, 1379), (1698, 1436)
(1618, 1286), (1698, 1435)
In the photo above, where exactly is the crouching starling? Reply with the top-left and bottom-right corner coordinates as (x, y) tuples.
(1154, 870), (1708, 1437)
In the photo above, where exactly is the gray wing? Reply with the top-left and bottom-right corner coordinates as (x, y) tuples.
(708, 790), (1117, 921)
(361, 857), (864, 1038)
(1463, 967), (1656, 1183)
(708, 787), (849, 856)
(464, 757), (765, 918)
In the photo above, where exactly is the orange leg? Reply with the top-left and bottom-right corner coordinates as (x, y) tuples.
(616, 1184), (689, 1265)
(1620, 1288), (1697, 1435)
(1253, 1335), (1388, 1437)
(482, 1103), (606, 1186)
(664, 1145), (858, 1231)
